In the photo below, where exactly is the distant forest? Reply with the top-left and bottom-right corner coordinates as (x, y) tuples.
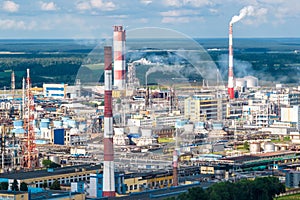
(1, 39), (300, 89)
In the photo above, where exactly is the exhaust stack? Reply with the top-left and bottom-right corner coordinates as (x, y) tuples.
(113, 25), (126, 90)
(228, 24), (234, 99)
(103, 46), (115, 197)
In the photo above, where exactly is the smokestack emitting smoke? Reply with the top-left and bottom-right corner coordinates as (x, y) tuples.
(228, 6), (255, 99)
(103, 46), (115, 197)
(113, 25), (126, 90)
(228, 24), (234, 99)
(230, 6), (254, 25)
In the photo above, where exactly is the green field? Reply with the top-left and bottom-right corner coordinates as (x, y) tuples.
(83, 63), (104, 70)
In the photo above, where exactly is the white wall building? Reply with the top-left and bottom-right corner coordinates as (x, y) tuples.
(43, 83), (67, 99)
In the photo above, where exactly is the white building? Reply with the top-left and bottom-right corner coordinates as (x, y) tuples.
(281, 106), (300, 130)
(43, 83), (67, 99)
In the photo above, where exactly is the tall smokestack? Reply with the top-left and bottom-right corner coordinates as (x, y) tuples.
(11, 71), (15, 106)
(113, 25), (126, 90)
(103, 46), (115, 197)
(172, 149), (178, 186)
(228, 5), (258, 99)
(228, 24), (234, 99)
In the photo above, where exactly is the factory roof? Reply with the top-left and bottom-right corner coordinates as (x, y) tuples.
(124, 169), (173, 179)
(0, 164), (102, 180)
(255, 150), (296, 157)
(221, 150), (299, 164)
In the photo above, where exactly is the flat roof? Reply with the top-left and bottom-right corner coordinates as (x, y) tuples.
(221, 151), (299, 163)
(0, 164), (102, 180)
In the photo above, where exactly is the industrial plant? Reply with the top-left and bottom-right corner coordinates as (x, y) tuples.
(0, 12), (298, 199)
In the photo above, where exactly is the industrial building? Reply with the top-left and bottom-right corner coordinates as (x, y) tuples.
(286, 171), (300, 188)
(0, 164), (102, 188)
(184, 95), (227, 121)
(43, 83), (67, 99)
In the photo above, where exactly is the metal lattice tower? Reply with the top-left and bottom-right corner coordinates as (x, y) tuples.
(22, 69), (38, 169)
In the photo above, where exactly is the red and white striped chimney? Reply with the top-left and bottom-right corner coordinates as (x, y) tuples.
(103, 46), (115, 197)
(228, 24), (235, 99)
(113, 25), (126, 90)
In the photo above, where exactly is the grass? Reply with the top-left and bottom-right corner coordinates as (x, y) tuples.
(82, 63), (104, 70)
(271, 136), (291, 143)
(158, 138), (174, 143)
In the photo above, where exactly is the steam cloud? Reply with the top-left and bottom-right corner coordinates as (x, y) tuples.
(230, 6), (255, 25)
(146, 64), (183, 78)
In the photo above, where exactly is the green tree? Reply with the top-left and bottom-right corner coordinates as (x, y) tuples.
(50, 180), (61, 190)
(20, 182), (28, 191)
(177, 187), (208, 200)
(11, 179), (19, 191)
(42, 159), (52, 168)
(0, 182), (8, 190)
(243, 141), (250, 150)
(169, 177), (285, 200)
(42, 159), (60, 168)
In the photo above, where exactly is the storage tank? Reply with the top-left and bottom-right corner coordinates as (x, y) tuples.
(114, 128), (125, 136)
(235, 78), (246, 88)
(264, 142), (275, 153)
(141, 129), (152, 138)
(5, 102), (11, 110)
(244, 76), (258, 88)
(0, 102), (5, 109)
(250, 142), (261, 154)
(129, 126), (139, 134)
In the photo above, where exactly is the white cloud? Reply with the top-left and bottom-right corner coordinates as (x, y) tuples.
(163, 0), (182, 7)
(139, 18), (149, 23)
(2, 1), (19, 12)
(76, 0), (116, 11)
(184, 0), (212, 7)
(209, 8), (218, 14)
(40, 2), (58, 11)
(90, 0), (116, 11)
(162, 17), (190, 23)
(76, 2), (91, 11)
(0, 19), (36, 30)
(140, 0), (152, 5)
(163, 0), (212, 7)
(107, 15), (128, 18)
(161, 9), (198, 17)
(162, 16), (204, 23)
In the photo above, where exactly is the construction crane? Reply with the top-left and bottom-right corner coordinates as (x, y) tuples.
(22, 69), (38, 169)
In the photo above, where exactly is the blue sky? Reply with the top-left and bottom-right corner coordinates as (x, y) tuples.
(0, 0), (299, 39)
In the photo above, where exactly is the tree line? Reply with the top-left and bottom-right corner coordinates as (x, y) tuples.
(167, 177), (285, 200)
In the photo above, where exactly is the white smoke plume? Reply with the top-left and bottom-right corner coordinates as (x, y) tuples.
(146, 64), (183, 78)
(230, 6), (255, 25)
(145, 64), (185, 85)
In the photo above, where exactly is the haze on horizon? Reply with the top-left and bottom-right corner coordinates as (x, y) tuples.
(0, 0), (299, 39)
